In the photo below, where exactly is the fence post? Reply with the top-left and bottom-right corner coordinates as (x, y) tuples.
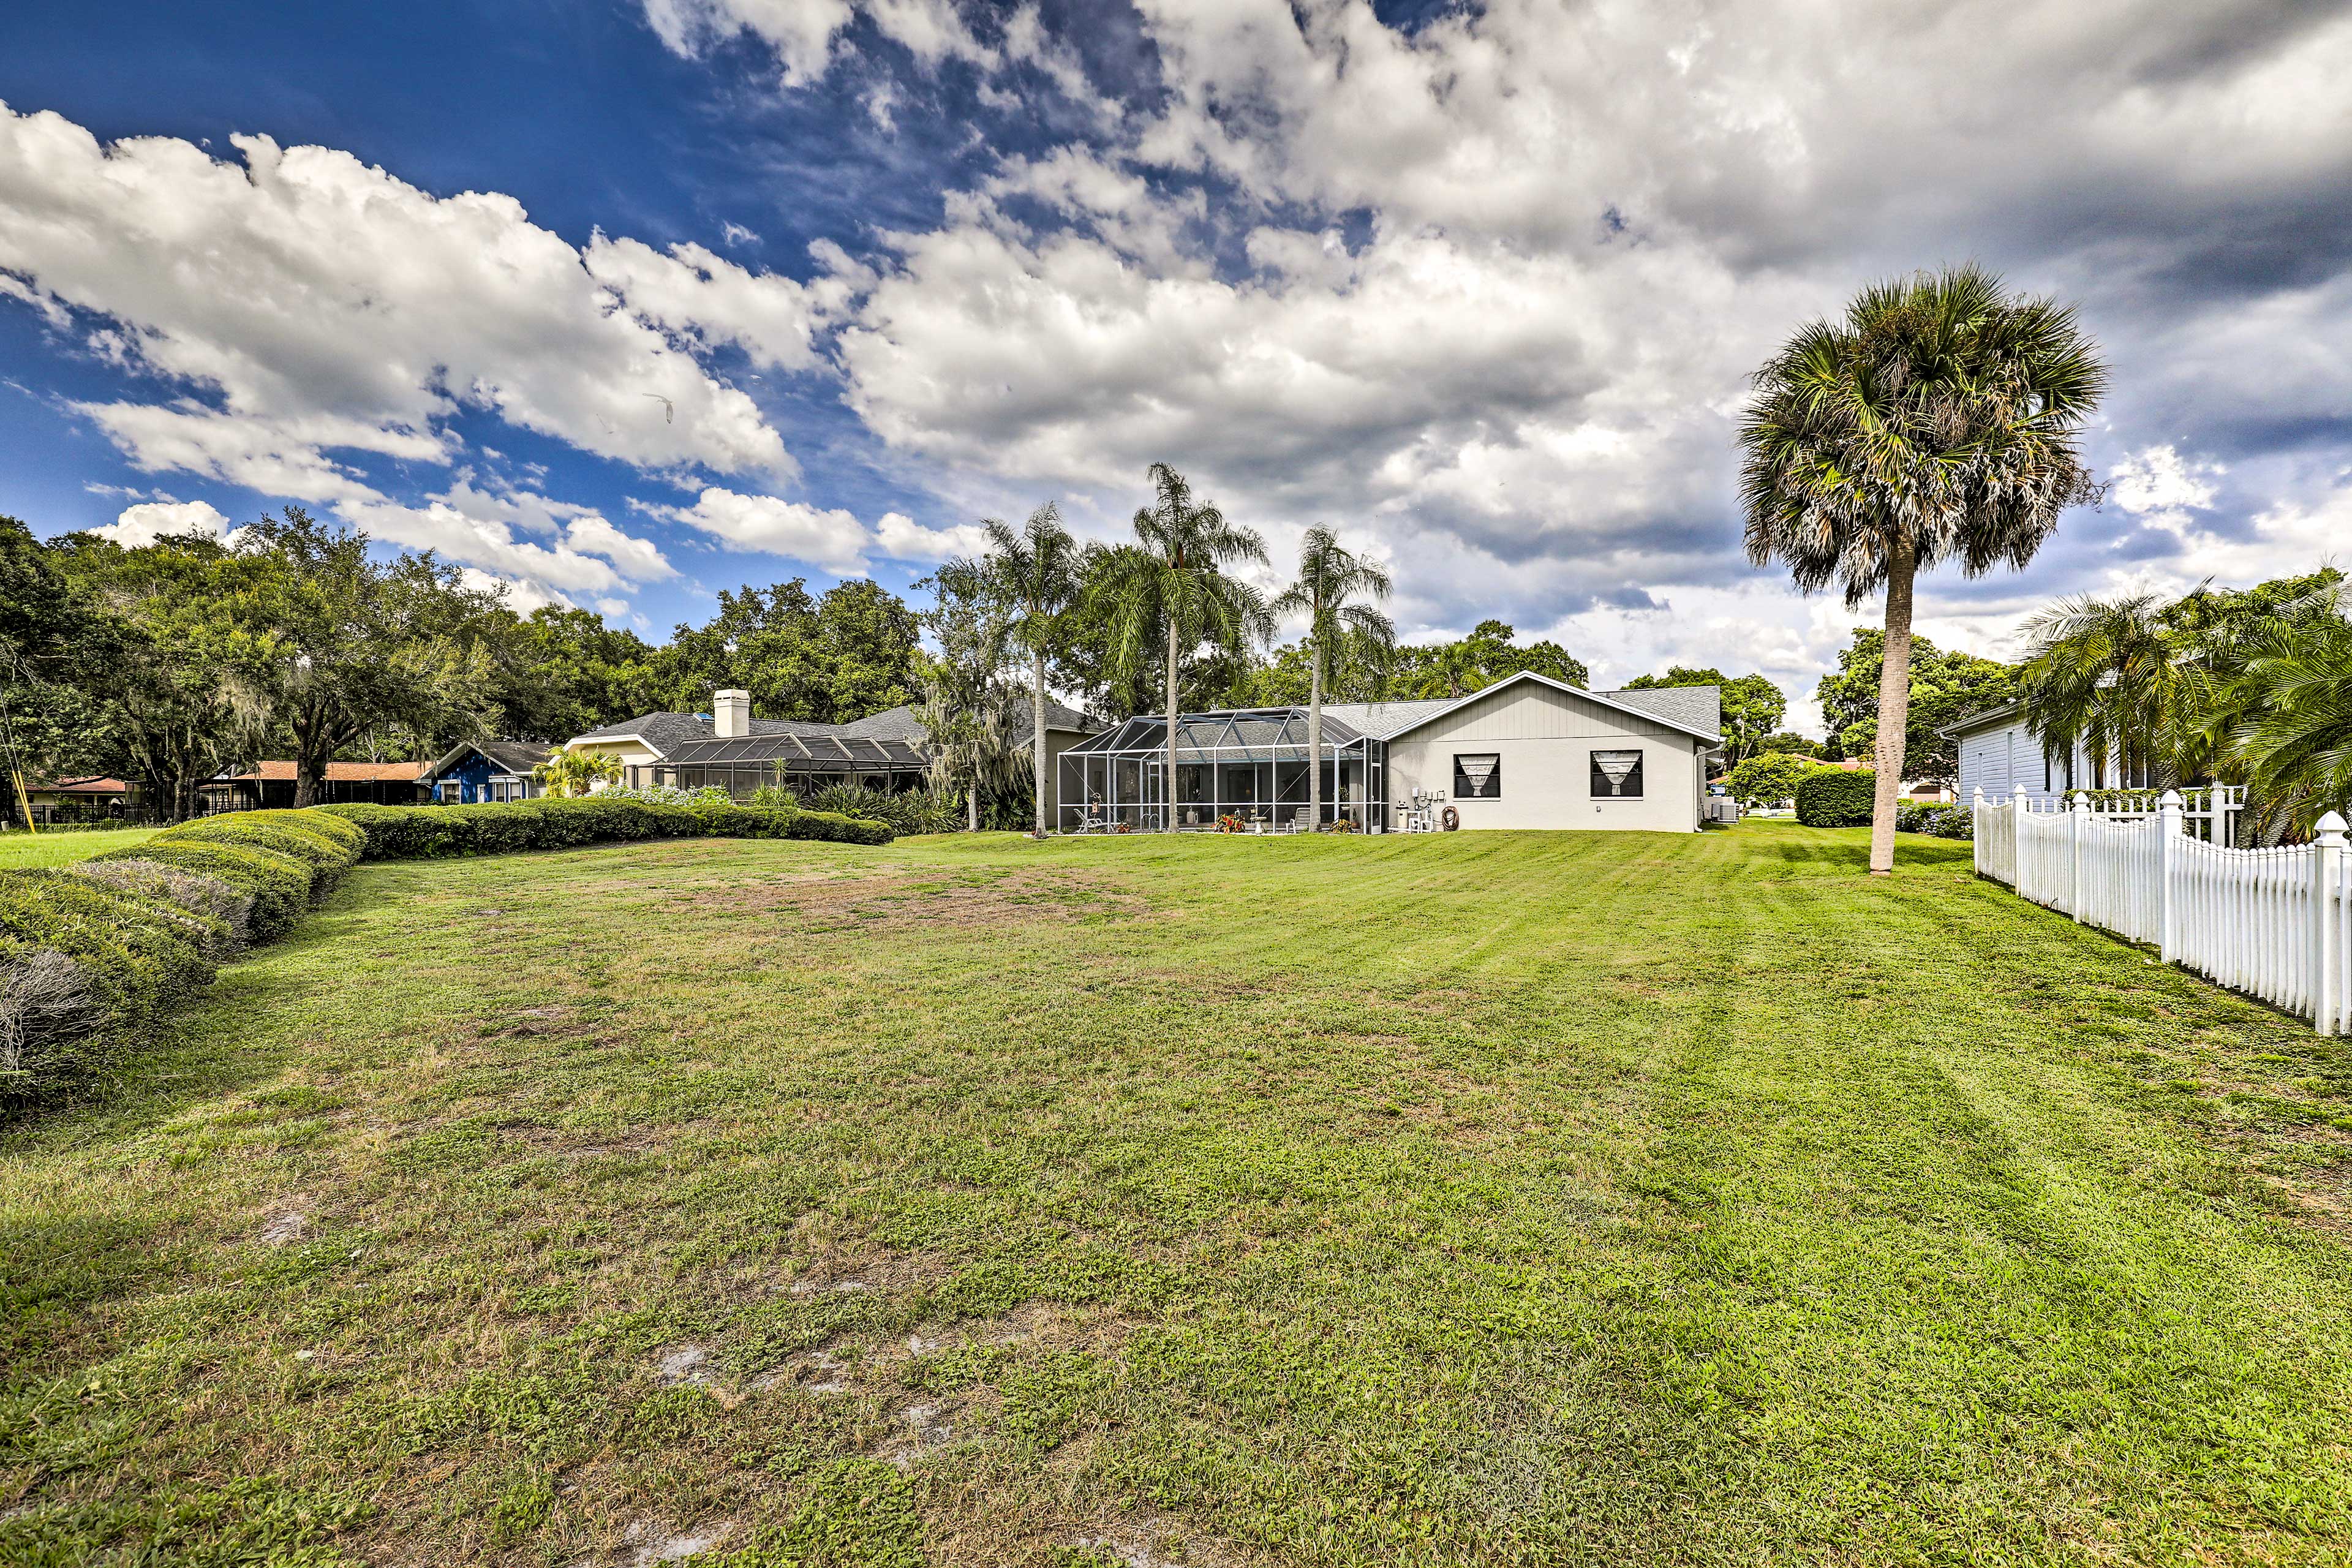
(1972, 786), (1986, 876)
(2070, 790), (2087, 922)
(2157, 789), (2183, 962)
(2316, 812), (2346, 1037)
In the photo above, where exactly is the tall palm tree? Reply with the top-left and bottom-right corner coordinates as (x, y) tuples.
(1740, 263), (2107, 874)
(978, 503), (1084, 837)
(1270, 526), (1393, 827)
(1093, 463), (1271, 827)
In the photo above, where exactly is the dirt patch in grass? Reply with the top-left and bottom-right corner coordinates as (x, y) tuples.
(697, 869), (1146, 932)
(783, 1245), (957, 1298)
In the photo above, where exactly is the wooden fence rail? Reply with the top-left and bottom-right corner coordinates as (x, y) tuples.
(1973, 785), (2350, 1035)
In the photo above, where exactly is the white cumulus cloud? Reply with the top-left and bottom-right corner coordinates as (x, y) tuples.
(94, 499), (234, 547)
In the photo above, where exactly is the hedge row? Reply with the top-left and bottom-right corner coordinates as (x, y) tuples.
(1794, 769), (1878, 828)
(2, 796), (890, 1106)
(316, 796), (891, 858)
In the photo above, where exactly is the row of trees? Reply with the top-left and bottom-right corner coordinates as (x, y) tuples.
(0, 510), (929, 819)
(2019, 569), (2352, 838)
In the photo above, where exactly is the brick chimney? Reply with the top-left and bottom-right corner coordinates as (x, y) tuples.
(713, 688), (750, 739)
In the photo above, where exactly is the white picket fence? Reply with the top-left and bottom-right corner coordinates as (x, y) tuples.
(1973, 785), (2352, 1035)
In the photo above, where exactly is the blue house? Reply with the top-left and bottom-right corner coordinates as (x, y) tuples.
(419, 741), (555, 804)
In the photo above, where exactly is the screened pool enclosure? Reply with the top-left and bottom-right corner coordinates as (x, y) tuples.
(1058, 708), (1389, 832)
(639, 732), (929, 797)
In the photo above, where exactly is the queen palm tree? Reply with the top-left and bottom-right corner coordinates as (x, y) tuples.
(1271, 526), (1393, 827)
(978, 503), (1085, 837)
(2223, 601), (2352, 840)
(1740, 263), (2107, 873)
(533, 749), (620, 799)
(1093, 464), (1271, 827)
(2018, 590), (2192, 790)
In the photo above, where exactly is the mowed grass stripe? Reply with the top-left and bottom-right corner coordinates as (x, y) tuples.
(4, 821), (2351, 1566)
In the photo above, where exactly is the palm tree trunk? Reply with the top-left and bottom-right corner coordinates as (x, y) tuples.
(1869, 538), (1918, 875)
(1308, 638), (1323, 829)
(967, 784), (978, 833)
(1032, 650), (1049, 839)
(1165, 615), (1178, 833)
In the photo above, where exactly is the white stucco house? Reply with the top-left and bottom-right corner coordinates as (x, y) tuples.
(1058, 672), (1723, 832)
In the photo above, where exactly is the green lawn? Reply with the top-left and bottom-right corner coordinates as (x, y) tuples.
(0, 826), (162, 867)
(7, 821), (2352, 1566)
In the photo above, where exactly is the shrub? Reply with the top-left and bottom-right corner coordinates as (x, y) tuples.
(0, 870), (216, 1098)
(317, 796), (843, 858)
(1724, 752), (1820, 809)
(787, 810), (895, 846)
(148, 815), (361, 886)
(91, 840), (315, 938)
(802, 782), (959, 835)
(1795, 769), (1878, 828)
(74, 860), (253, 954)
(1892, 800), (1975, 839)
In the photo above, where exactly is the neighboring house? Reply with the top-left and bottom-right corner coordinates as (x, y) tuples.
(419, 741), (555, 804)
(1943, 702), (2109, 807)
(1376, 674), (1722, 832)
(561, 688), (1096, 809)
(9, 776), (138, 826)
(200, 761), (426, 813)
(1059, 673), (1724, 832)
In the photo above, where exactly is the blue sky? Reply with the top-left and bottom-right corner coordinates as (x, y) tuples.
(3, 1), (2348, 723)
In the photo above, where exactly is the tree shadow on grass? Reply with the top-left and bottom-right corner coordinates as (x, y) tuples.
(1755, 833), (1975, 874)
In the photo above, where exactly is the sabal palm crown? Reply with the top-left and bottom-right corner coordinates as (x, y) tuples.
(1740, 262), (2106, 872)
(1095, 463), (1270, 826)
(979, 503), (1084, 837)
(1270, 525), (1392, 826)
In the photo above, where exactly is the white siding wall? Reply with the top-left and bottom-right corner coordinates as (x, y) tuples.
(1954, 717), (2097, 807)
(1386, 684), (1706, 832)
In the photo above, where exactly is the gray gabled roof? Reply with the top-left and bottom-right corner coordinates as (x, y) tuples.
(841, 700), (1096, 746)
(1317, 699), (1457, 740)
(569, 712), (715, 756)
(1601, 684), (1722, 739)
(1380, 671), (1723, 745)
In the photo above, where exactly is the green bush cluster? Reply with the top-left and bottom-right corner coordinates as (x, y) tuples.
(799, 782), (963, 836)
(4, 793), (891, 1110)
(1896, 801), (1974, 839)
(318, 796), (891, 857)
(1794, 769), (1878, 827)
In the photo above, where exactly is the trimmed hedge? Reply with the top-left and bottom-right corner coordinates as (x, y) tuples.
(318, 797), (892, 856)
(91, 839), (316, 938)
(0, 870), (219, 1095)
(1795, 769), (1878, 828)
(143, 813), (362, 887)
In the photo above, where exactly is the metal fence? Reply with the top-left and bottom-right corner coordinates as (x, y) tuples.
(1974, 785), (2350, 1035)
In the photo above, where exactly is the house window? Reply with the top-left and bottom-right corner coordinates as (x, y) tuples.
(1453, 753), (1501, 799)
(1591, 750), (1644, 798)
